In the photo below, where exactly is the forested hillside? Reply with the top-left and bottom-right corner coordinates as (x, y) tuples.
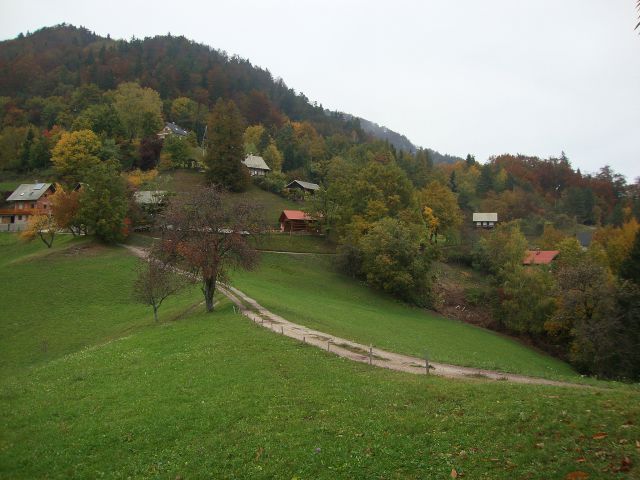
(1, 24), (639, 380)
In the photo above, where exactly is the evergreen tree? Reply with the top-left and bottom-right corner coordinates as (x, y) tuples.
(449, 170), (458, 193)
(204, 99), (249, 192)
(620, 231), (640, 284)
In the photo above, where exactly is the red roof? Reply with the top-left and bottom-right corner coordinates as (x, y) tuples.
(523, 250), (559, 265)
(280, 210), (313, 221)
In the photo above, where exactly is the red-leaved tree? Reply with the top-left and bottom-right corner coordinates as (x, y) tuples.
(157, 185), (264, 312)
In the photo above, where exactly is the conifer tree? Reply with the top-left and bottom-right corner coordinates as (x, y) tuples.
(204, 99), (250, 192)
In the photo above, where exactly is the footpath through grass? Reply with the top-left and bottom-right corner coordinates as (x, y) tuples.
(1, 239), (639, 478)
(1, 299), (638, 479)
(232, 253), (581, 381)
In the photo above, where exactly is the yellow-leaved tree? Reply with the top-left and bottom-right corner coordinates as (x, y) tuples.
(21, 214), (58, 248)
(51, 129), (101, 186)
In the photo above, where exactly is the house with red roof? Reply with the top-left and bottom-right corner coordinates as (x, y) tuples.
(523, 250), (559, 265)
(279, 210), (318, 233)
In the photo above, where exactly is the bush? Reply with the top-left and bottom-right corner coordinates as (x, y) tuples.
(254, 172), (287, 194)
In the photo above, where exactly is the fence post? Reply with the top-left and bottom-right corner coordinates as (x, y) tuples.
(369, 345), (373, 365)
(424, 350), (430, 375)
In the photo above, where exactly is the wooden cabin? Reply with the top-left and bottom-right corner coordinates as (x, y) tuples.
(279, 210), (317, 233)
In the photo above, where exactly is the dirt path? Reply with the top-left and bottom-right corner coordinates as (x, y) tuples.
(123, 244), (586, 388)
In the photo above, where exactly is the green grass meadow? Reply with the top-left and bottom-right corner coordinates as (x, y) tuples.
(1, 236), (639, 478)
(231, 253), (581, 381)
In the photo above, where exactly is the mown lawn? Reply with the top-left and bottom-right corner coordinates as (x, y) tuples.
(0, 239), (638, 478)
(250, 232), (336, 254)
(1, 299), (638, 479)
(0, 234), (201, 377)
(231, 253), (582, 381)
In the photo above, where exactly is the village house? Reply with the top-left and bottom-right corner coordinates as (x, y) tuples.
(242, 154), (271, 176)
(523, 250), (559, 265)
(285, 180), (320, 194)
(157, 122), (189, 139)
(279, 209), (318, 233)
(473, 212), (498, 228)
(0, 183), (55, 232)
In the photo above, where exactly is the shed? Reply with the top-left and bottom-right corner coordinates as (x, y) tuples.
(279, 210), (317, 233)
(473, 212), (498, 228)
(242, 155), (271, 176)
(523, 250), (559, 265)
(286, 180), (320, 193)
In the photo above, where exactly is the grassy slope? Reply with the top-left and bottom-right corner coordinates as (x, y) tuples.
(231, 253), (580, 380)
(0, 235), (201, 377)
(154, 170), (299, 228)
(1, 301), (638, 479)
(1, 239), (639, 478)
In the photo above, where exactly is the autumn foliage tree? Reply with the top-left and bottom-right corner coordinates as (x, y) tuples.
(158, 186), (264, 312)
(50, 184), (82, 235)
(20, 214), (57, 248)
(51, 129), (101, 186)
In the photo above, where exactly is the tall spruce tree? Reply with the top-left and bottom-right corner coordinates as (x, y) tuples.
(205, 99), (250, 192)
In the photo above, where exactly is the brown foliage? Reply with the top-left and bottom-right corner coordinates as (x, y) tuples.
(158, 185), (265, 312)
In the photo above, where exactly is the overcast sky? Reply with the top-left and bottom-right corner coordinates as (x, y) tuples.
(1, 0), (639, 179)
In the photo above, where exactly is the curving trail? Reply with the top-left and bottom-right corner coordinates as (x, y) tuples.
(124, 245), (587, 388)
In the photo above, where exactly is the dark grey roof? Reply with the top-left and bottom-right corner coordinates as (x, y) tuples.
(242, 155), (271, 171)
(7, 183), (53, 202)
(286, 180), (320, 191)
(576, 231), (594, 247)
(164, 122), (189, 136)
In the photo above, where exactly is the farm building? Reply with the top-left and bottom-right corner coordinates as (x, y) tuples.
(157, 122), (189, 139)
(286, 180), (320, 193)
(473, 212), (498, 228)
(279, 210), (318, 233)
(242, 155), (271, 176)
(1, 183), (55, 232)
(523, 250), (559, 265)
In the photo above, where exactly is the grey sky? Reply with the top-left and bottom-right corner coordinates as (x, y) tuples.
(1, 0), (639, 180)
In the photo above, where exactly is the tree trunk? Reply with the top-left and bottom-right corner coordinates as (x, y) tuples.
(202, 275), (217, 312)
(153, 304), (159, 322)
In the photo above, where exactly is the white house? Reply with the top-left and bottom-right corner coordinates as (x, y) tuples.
(472, 212), (498, 228)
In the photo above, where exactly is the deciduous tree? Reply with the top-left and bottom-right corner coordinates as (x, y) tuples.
(20, 214), (57, 248)
(113, 82), (163, 139)
(133, 255), (186, 322)
(158, 185), (264, 312)
(51, 129), (101, 186)
(78, 160), (128, 243)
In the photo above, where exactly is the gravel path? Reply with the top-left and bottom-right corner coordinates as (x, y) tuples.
(124, 245), (586, 388)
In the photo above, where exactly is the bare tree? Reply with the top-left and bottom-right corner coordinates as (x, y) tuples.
(158, 185), (264, 312)
(133, 256), (186, 322)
